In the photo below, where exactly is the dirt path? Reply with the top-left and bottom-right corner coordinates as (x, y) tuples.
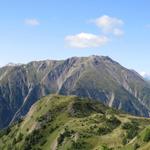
(51, 139), (57, 150)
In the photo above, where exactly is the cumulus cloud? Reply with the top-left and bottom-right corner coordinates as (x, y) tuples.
(65, 32), (109, 48)
(140, 72), (150, 77)
(65, 15), (124, 48)
(24, 18), (40, 26)
(93, 15), (124, 36)
(113, 28), (124, 36)
(139, 72), (150, 80)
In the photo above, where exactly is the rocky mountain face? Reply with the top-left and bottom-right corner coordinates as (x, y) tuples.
(0, 55), (150, 128)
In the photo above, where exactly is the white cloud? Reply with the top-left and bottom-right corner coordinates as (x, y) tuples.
(140, 72), (147, 77)
(93, 15), (124, 36)
(24, 18), (40, 26)
(113, 28), (124, 36)
(65, 32), (109, 48)
(64, 15), (124, 48)
(140, 72), (150, 78)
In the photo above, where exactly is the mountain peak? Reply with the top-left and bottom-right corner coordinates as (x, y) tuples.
(0, 55), (150, 129)
(5, 63), (22, 67)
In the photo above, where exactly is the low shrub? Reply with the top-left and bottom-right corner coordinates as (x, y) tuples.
(122, 120), (139, 139)
(143, 128), (150, 142)
(97, 126), (111, 135)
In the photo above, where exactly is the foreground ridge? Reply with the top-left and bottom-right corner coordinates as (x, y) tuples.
(1, 94), (150, 150)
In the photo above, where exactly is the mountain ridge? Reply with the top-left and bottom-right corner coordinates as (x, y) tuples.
(0, 55), (150, 128)
(1, 94), (150, 150)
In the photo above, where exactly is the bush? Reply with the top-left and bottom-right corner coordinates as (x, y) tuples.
(100, 145), (112, 150)
(122, 121), (139, 139)
(6, 144), (13, 150)
(133, 143), (140, 150)
(122, 121), (139, 130)
(71, 140), (89, 150)
(17, 132), (23, 142)
(24, 143), (31, 150)
(122, 137), (127, 145)
(0, 127), (11, 137)
(12, 138), (17, 145)
(40, 138), (47, 146)
(57, 128), (73, 145)
(17, 118), (23, 124)
(97, 127), (111, 135)
(126, 129), (138, 139)
(106, 115), (121, 129)
(143, 128), (150, 142)
(23, 129), (43, 150)
(57, 133), (65, 145)
(122, 122), (133, 130)
(72, 141), (84, 150)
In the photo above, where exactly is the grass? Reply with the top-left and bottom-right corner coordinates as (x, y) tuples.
(0, 94), (150, 150)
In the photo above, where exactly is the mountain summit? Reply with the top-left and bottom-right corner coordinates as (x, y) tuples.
(0, 55), (150, 128)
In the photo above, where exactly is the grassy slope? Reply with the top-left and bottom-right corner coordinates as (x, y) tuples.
(0, 95), (150, 150)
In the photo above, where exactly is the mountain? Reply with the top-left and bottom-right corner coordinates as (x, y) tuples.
(0, 55), (150, 128)
(1, 94), (150, 150)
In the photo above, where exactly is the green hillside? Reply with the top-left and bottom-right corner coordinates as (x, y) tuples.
(0, 94), (150, 150)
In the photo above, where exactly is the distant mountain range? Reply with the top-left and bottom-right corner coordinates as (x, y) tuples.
(145, 76), (150, 81)
(0, 55), (150, 128)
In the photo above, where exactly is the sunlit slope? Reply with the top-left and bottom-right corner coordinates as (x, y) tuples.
(1, 95), (150, 150)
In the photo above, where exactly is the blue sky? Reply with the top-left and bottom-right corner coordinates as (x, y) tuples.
(0, 0), (150, 75)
